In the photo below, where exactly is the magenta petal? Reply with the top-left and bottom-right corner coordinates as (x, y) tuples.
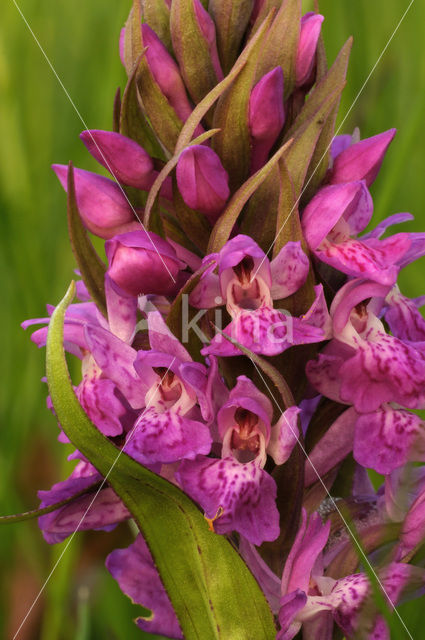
(193, 0), (223, 81)
(146, 310), (192, 362)
(238, 537), (281, 613)
(317, 233), (410, 284)
(363, 212), (414, 239)
(296, 13), (324, 87)
(277, 590), (307, 640)
(142, 24), (193, 122)
(354, 407), (425, 474)
(106, 230), (184, 297)
(328, 573), (370, 637)
(399, 489), (425, 558)
(52, 164), (135, 238)
(385, 289), (425, 343)
(80, 130), (156, 190)
(306, 352), (347, 404)
(84, 325), (148, 409)
(105, 275), (137, 343)
(268, 407), (301, 466)
(339, 334), (425, 411)
(38, 465), (129, 544)
(270, 241), (309, 299)
(204, 307), (324, 357)
(176, 145), (230, 221)
(106, 535), (183, 639)
(331, 134), (353, 160)
(177, 457), (280, 544)
(77, 375), (126, 437)
(305, 407), (357, 486)
(302, 181), (367, 250)
(330, 129), (396, 187)
(125, 408), (212, 465)
(249, 67), (285, 171)
(301, 285), (332, 338)
(281, 509), (330, 595)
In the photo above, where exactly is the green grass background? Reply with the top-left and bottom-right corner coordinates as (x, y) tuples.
(0, 0), (424, 638)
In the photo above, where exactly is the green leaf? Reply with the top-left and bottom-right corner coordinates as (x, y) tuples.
(170, 0), (219, 106)
(209, 0), (254, 74)
(0, 482), (101, 524)
(66, 163), (107, 317)
(120, 57), (165, 160)
(142, 0), (172, 52)
(208, 137), (293, 253)
(47, 282), (276, 640)
(122, 0), (144, 75)
(254, 0), (301, 97)
(212, 9), (273, 191)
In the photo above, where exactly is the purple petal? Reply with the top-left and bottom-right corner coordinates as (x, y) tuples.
(176, 145), (230, 222)
(176, 456), (280, 544)
(330, 129), (396, 187)
(296, 13), (324, 87)
(84, 325), (148, 409)
(398, 489), (425, 558)
(77, 370), (127, 437)
(218, 375), (273, 440)
(125, 408), (212, 465)
(277, 590), (307, 640)
(302, 181), (368, 250)
(385, 288), (425, 342)
(305, 407), (356, 486)
(270, 241), (309, 300)
(80, 130), (156, 190)
(331, 134), (354, 160)
(238, 537), (281, 613)
(52, 164), (136, 238)
(328, 573), (370, 637)
(363, 212), (414, 239)
(146, 310), (192, 362)
(106, 230), (184, 297)
(317, 233), (410, 284)
(339, 333), (425, 411)
(249, 67), (285, 172)
(306, 352), (347, 404)
(281, 509), (330, 595)
(268, 407), (301, 466)
(142, 24), (193, 122)
(301, 285), (332, 338)
(354, 406), (425, 474)
(204, 307), (324, 357)
(106, 535), (183, 639)
(105, 275), (137, 343)
(193, 0), (223, 81)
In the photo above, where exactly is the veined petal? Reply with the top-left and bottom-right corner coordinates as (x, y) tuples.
(84, 325), (148, 409)
(270, 241), (309, 300)
(105, 275), (137, 343)
(267, 406), (301, 466)
(106, 535), (183, 639)
(177, 456), (279, 545)
(354, 406), (425, 474)
(204, 307), (324, 357)
(125, 407), (212, 465)
(385, 287), (425, 342)
(339, 333), (425, 411)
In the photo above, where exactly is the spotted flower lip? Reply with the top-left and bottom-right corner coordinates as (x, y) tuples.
(190, 234), (326, 357)
(302, 180), (411, 285)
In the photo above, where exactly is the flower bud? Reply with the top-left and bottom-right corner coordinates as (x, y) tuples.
(52, 165), (137, 239)
(249, 67), (285, 173)
(330, 128), (397, 187)
(106, 231), (185, 297)
(193, 0), (223, 81)
(296, 12), (324, 87)
(176, 145), (230, 223)
(80, 130), (156, 190)
(141, 23), (193, 122)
